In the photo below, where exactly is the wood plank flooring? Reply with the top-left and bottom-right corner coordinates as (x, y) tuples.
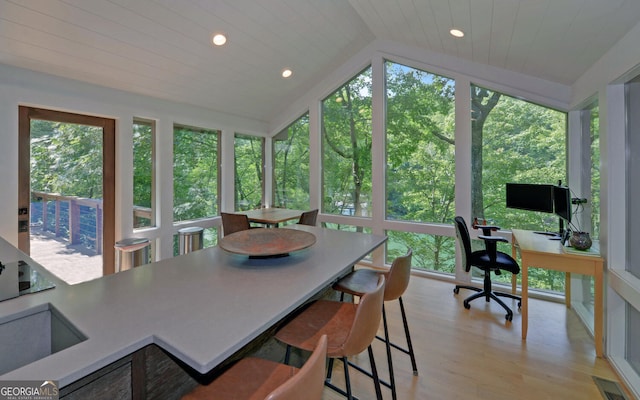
(321, 274), (627, 400)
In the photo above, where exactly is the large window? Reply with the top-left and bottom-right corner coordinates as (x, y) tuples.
(589, 106), (600, 240)
(471, 84), (567, 292)
(617, 73), (640, 396)
(321, 67), (372, 221)
(385, 61), (455, 223)
(386, 231), (456, 273)
(173, 125), (220, 222)
(133, 119), (154, 229)
(234, 134), (264, 210)
(384, 61), (456, 271)
(627, 79), (640, 280)
(273, 114), (310, 209)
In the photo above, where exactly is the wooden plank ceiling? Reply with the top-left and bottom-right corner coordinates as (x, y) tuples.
(1, 0), (639, 122)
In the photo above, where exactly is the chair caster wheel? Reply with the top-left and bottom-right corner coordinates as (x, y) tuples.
(506, 314), (513, 322)
(453, 287), (459, 294)
(463, 301), (470, 310)
(518, 301), (522, 309)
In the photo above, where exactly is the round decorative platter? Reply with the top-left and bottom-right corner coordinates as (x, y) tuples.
(218, 228), (316, 257)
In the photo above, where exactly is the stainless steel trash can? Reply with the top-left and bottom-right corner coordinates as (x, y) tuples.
(115, 238), (150, 272)
(178, 226), (204, 255)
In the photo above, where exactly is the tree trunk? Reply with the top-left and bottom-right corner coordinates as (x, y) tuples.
(471, 88), (501, 219)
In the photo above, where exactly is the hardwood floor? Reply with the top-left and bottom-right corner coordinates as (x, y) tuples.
(321, 274), (627, 400)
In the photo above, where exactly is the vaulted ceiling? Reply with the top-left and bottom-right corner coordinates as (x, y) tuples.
(1, 0), (639, 122)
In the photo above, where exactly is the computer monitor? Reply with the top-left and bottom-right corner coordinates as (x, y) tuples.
(553, 185), (572, 223)
(505, 183), (554, 213)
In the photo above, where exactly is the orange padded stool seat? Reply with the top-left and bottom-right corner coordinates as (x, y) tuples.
(332, 249), (416, 400)
(275, 276), (386, 400)
(182, 335), (327, 400)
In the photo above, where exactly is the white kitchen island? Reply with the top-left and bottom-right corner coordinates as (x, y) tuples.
(0, 225), (386, 397)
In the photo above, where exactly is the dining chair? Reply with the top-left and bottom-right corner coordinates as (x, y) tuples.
(275, 275), (386, 400)
(220, 212), (251, 236)
(332, 249), (416, 400)
(181, 335), (328, 400)
(297, 209), (318, 226)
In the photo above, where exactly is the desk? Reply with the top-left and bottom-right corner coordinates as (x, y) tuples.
(511, 229), (604, 357)
(241, 208), (304, 227)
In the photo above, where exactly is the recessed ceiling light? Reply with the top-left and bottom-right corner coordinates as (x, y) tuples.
(450, 28), (464, 38)
(281, 68), (293, 78)
(212, 33), (227, 46)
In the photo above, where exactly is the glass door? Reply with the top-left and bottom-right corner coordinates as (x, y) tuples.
(18, 107), (115, 283)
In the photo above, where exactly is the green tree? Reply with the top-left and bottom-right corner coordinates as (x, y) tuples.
(384, 61), (456, 271)
(322, 67), (372, 226)
(234, 134), (263, 210)
(274, 114), (310, 209)
(471, 87), (501, 219)
(133, 121), (152, 209)
(30, 120), (102, 198)
(173, 126), (219, 221)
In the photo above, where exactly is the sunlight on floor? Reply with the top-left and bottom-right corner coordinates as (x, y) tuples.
(29, 227), (102, 285)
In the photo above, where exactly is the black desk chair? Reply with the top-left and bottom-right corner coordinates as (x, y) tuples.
(453, 216), (521, 321)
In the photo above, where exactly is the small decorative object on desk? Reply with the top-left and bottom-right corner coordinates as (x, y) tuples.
(569, 231), (592, 250)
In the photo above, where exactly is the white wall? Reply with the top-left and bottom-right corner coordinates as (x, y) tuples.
(0, 63), (268, 259)
(569, 19), (640, 399)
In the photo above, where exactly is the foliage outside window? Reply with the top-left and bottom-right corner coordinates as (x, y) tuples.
(471, 84), (568, 292)
(173, 125), (219, 222)
(322, 67), (372, 223)
(31, 120), (103, 198)
(273, 114), (310, 209)
(384, 61), (456, 271)
(133, 119), (154, 229)
(590, 106), (600, 240)
(234, 134), (264, 211)
(30, 120), (103, 250)
(386, 230), (456, 272)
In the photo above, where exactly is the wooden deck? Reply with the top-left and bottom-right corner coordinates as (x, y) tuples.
(29, 227), (102, 285)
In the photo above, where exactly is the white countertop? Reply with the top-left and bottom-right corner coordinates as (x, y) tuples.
(0, 225), (386, 387)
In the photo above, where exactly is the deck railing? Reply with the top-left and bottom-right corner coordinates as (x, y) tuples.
(31, 191), (152, 255)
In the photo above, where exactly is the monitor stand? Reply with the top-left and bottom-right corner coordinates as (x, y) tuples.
(533, 231), (562, 240)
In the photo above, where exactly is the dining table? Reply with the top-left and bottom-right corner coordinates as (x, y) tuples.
(240, 207), (305, 227)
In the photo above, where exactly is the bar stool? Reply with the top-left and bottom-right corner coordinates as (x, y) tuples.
(181, 335), (327, 400)
(332, 249), (416, 400)
(275, 275), (386, 400)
